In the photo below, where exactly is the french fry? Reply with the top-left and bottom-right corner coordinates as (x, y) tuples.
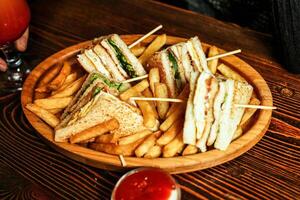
(166, 84), (189, 117)
(157, 120), (183, 146)
(136, 100), (158, 129)
(240, 97), (260, 128)
(36, 63), (62, 88)
(144, 145), (162, 158)
(149, 68), (160, 94)
(50, 75), (86, 98)
(52, 72), (79, 95)
(120, 79), (149, 101)
(95, 133), (119, 144)
(131, 45), (146, 57)
(64, 72), (79, 83)
(232, 126), (243, 141)
(162, 131), (185, 158)
(154, 83), (169, 119)
(207, 46), (219, 74)
(26, 104), (59, 128)
(34, 97), (73, 109)
(34, 92), (49, 100)
(47, 108), (63, 114)
(160, 102), (186, 131)
(135, 131), (162, 157)
(217, 64), (246, 82)
(89, 138), (145, 156)
(142, 88), (159, 119)
(78, 138), (96, 144)
(118, 129), (152, 146)
(48, 61), (72, 90)
(35, 85), (49, 93)
(138, 34), (167, 65)
(182, 145), (198, 156)
(70, 118), (119, 144)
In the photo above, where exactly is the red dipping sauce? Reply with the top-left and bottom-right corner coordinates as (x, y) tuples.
(112, 168), (180, 200)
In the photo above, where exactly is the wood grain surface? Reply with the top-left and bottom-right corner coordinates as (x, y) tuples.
(1, 0), (300, 199)
(21, 35), (272, 173)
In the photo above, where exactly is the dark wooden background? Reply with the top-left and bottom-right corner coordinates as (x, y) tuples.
(0, 0), (299, 199)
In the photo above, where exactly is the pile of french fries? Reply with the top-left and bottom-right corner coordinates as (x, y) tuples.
(26, 61), (85, 128)
(26, 34), (260, 160)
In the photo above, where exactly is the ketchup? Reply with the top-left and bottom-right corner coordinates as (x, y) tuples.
(112, 168), (180, 200)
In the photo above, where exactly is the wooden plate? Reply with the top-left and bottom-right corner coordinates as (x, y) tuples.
(21, 35), (273, 174)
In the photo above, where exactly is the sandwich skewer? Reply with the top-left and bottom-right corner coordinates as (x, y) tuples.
(118, 155), (127, 167)
(234, 104), (277, 110)
(122, 74), (148, 83)
(128, 25), (163, 49)
(206, 49), (242, 61)
(130, 97), (184, 103)
(130, 97), (277, 110)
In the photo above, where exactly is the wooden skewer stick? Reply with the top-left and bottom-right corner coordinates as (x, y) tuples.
(130, 97), (276, 110)
(206, 49), (241, 61)
(128, 25), (163, 49)
(118, 155), (127, 167)
(122, 74), (149, 83)
(130, 97), (184, 103)
(235, 104), (277, 110)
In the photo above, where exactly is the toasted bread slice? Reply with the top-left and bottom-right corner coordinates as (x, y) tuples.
(93, 44), (126, 82)
(196, 77), (219, 152)
(214, 80), (253, 150)
(84, 49), (111, 78)
(77, 54), (96, 73)
(207, 81), (226, 146)
(190, 37), (210, 72)
(55, 92), (147, 142)
(180, 43), (194, 81)
(193, 72), (212, 139)
(183, 71), (199, 145)
(147, 51), (177, 97)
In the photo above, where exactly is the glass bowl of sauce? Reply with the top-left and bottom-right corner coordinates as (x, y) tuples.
(111, 168), (181, 200)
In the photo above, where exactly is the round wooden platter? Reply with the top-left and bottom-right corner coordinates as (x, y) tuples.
(21, 35), (273, 174)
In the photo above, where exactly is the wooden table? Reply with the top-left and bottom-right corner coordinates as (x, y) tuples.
(1, 0), (299, 199)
